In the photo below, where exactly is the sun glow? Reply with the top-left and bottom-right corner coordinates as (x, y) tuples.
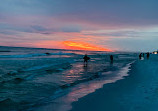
(63, 41), (112, 51)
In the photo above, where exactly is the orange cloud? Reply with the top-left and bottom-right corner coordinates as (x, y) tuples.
(12, 40), (112, 51)
(63, 41), (112, 51)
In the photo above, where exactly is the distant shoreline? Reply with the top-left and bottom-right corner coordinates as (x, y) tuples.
(0, 45), (109, 52)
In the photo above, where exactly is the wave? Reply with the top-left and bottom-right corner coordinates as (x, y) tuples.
(0, 52), (76, 58)
(0, 62), (73, 85)
(0, 98), (19, 111)
(22, 62), (72, 72)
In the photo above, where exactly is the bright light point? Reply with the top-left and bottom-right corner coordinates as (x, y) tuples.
(153, 51), (158, 54)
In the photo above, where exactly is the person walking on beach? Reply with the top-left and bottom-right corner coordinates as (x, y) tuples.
(83, 54), (90, 66)
(139, 53), (142, 59)
(110, 55), (113, 63)
(147, 52), (150, 59)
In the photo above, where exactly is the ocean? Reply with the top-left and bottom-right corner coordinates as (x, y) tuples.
(0, 46), (137, 111)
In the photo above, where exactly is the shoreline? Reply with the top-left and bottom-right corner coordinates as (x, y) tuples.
(33, 61), (134, 111)
(70, 55), (158, 111)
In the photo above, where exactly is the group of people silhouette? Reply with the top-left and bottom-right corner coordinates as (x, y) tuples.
(139, 52), (150, 59)
(83, 52), (151, 67)
(83, 54), (113, 66)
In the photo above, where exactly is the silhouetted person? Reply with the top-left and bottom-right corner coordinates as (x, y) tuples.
(147, 52), (150, 59)
(83, 54), (90, 66)
(142, 53), (144, 57)
(110, 55), (113, 61)
(139, 53), (142, 59)
(110, 55), (113, 64)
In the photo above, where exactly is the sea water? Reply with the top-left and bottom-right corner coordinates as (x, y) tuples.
(0, 46), (137, 111)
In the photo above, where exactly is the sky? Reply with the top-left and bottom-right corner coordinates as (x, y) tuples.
(0, 0), (158, 51)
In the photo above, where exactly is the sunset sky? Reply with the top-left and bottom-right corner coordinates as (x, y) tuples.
(0, 0), (158, 51)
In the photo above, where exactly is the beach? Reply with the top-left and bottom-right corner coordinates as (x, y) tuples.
(1, 0), (158, 111)
(70, 54), (158, 111)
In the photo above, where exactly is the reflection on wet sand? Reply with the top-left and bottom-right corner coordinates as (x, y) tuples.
(35, 62), (133, 111)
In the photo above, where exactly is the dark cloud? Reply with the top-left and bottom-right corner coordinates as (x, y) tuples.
(0, 30), (17, 35)
(0, 23), (33, 33)
(1, 0), (158, 27)
(61, 25), (82, 32)
(84, 31), (158, 38)
(31, 25), (48, 32)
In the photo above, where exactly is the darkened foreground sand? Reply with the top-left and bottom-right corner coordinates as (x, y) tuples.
(71, 55), (158, 111)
